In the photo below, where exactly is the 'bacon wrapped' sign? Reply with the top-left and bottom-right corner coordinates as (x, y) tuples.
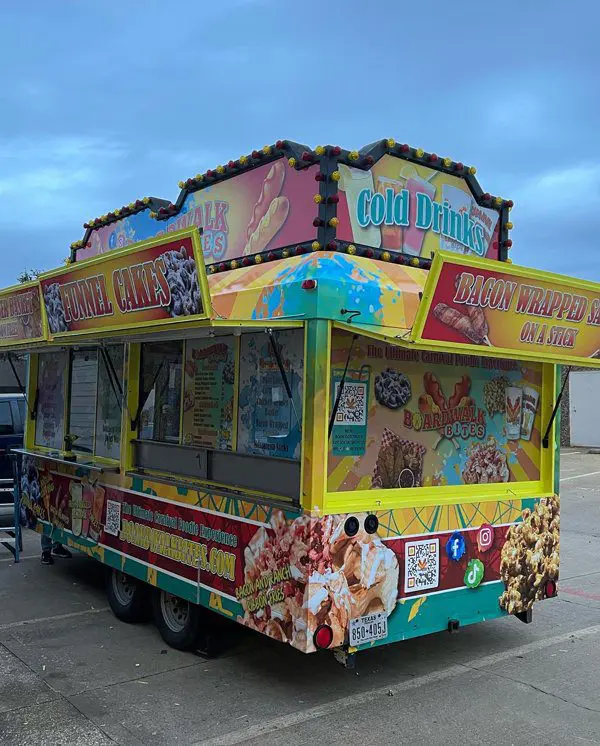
(40, 228), (209, 337)
(414, 251), (600, 366)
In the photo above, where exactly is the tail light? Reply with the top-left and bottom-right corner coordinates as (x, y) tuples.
(545, 580), (558, 598)
(313, 624), (334, 649)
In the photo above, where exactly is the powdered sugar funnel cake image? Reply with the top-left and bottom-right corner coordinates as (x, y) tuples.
(236, 511), (399, 652)
(43, 283), (68, 332)
(462, 436), (509, 484)
(161, 246), (202, 317)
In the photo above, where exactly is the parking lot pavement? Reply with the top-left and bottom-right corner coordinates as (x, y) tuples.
(1, 450), (599, 746)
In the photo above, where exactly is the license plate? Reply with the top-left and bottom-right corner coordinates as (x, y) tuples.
(349, 612), (388, 646)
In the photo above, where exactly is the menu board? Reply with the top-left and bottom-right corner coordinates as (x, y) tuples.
(34, 351), (67, 450)
(182, 338), (235, 450)
(237, 330), (303, 460)
(69, 351), (99, 454)
(95, 346), (124, 459)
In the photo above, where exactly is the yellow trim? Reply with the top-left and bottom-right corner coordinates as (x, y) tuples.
(541, 362), (557, 493)
(410, 251), (443, 342)
(24, 353), (39, 450)
(299, 324), (308, 512)
(210, 319), (304, 330)
(301, 320), (329, 513)
(323, 324), (554, 515)
(188, 225), (213, 320)
(123, 342), (141, 472)
(324, 486), (555, 514)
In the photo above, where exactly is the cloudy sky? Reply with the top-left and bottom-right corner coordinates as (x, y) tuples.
(1, 0), (598, 284)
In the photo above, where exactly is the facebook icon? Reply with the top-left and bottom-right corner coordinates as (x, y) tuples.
(446, 531), (466, 562)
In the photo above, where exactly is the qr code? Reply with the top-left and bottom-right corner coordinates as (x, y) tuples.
(335, 381), (367, 426)
(104, 499), (121, 537)
(404, 538), (439, 593)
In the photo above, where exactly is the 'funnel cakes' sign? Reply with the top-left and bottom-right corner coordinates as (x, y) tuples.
(40, 228), (209, 337)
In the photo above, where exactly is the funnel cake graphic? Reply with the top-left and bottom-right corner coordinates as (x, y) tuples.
(238, 510), (399, 652)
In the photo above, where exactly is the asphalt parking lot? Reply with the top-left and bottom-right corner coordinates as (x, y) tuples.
(1, 449), (599, 746)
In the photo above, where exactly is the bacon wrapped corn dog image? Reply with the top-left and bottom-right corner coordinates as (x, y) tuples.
(464, 305), (490, 343)
(452, 273), (490, 344)
(432, 303), (491, 345)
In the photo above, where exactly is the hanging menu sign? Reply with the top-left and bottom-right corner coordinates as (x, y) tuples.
(182, 338), (235, 450)
(414, 251), (600, 367)
(39, 228), (209, 338)
(0, 283), (45, 347)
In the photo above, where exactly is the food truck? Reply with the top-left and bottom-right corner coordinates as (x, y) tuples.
(2, 138), (595, 663)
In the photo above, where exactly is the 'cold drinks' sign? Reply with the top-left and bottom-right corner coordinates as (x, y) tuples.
(335, 155), (501, 260)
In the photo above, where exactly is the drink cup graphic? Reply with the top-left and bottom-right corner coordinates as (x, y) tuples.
(403, 171), (437, 256)
(339, 164), (382, 248)
(520, 386), (540, 441)
(441, 184), (472, 255)
(377, 176), (404, 250)
(505, 387), (523, 440)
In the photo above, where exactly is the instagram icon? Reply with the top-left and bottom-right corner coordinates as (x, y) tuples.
(477, 524), (495, 553)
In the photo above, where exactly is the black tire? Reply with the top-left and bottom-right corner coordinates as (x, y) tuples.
(106, 569), (150, 623)
(151, 589), (202, 650)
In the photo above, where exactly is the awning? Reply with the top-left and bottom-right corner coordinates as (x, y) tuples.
(333, 321), (413, 345)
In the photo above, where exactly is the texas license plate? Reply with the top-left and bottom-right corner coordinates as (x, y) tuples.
(349, 612), (388, 646)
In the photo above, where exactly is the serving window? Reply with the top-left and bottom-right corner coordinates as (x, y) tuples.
(134, 328), (304, 501)
(328, 329), (545, 495)
(33, 346), (125, 460)
(68, 345), (125, 459)
(34, 351), (68, 450)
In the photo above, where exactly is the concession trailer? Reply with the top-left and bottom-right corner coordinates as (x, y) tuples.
(4, 138), (597, 664)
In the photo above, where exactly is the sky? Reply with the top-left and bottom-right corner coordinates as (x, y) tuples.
(1, 0), (599, 284)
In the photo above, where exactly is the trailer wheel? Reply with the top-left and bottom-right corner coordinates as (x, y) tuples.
(151, 590), (201, 650)
(106, 569), (150, 623)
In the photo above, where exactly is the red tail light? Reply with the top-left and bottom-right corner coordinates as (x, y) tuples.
(313, 624), (334, 649)
(545, 580), (557, 598)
